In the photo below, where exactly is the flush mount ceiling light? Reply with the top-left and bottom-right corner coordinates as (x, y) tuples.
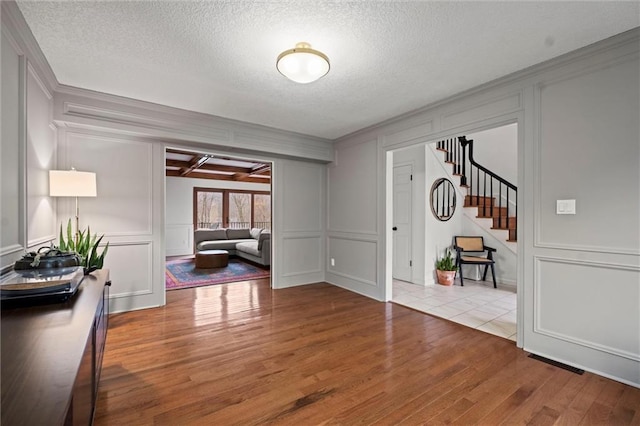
(276, 42), (330, 84)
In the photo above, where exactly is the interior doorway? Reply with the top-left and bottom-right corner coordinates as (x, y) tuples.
(163, 147), (273, 291)
(388, 122), (520, 342)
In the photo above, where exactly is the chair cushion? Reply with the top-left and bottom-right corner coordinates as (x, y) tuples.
(461, 255), (493, 263)
(227, 228), (251, 239)
(197, 240), (238, 251)
(236, 241), (261, 257)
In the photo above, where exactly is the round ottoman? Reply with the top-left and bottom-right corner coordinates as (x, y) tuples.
(195, 250), (229, 269)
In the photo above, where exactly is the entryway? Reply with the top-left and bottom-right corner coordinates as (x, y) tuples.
(389, 122), (519, 341)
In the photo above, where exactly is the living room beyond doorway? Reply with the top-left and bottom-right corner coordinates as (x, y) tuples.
(164, 148), (273, 290)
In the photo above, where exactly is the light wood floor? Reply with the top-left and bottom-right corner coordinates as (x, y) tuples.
(95, 280), (640, 425)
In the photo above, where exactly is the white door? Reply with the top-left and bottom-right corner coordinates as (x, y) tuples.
(393, 164), (412, 282)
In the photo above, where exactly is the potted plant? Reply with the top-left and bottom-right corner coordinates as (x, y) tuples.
(58, 219), (109, 275)
(435, 248), (457, 286)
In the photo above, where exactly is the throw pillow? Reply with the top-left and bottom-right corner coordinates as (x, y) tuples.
(250, 227), (262, 240)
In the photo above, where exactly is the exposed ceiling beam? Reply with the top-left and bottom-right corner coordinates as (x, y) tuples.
(251, 164), (271, 175)
(166, 169), (269, 183)
(179, 154), (210, 176)
(166, 159), (262, 175)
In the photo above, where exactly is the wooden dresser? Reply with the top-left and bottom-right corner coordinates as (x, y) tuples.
(1, 269), (110, 426)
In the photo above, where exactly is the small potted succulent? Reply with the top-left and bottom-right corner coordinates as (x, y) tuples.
(435, 248), (457, 286)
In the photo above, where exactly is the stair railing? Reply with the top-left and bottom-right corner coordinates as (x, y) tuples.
(459, 136), (516, 238)
(436, 136), (517, 241)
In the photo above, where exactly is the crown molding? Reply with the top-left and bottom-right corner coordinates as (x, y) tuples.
(1, 1), (58, 93)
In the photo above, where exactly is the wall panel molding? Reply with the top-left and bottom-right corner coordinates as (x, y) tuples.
(534, 256), (640, 361)
(441, 92), (522, 130)
(281, 236), (322, 277)
(382, 120), (434, 148)
(533, 53), (640, 255)
(104, 241), (154, 299)
(0, 244), (24, 257)
(62, 101), (232, 143)
(62, 131), (154, 237)
(54, 89), (333, 163)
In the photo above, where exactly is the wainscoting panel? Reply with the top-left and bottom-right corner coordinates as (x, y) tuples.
(534, 257), (640, 361)
(62, 131), (153, 237)
(282, 162), (323, 233)
(327, 236), (378, 287)
(328, 140), (378, 235)
(26, 64), (56, 247)
(166, 224), (193, 257)
(281, 236), (322, 278)
(102, 241), (154, 312)
(535, 56), (640, 255)
(1, 26), (25, 270)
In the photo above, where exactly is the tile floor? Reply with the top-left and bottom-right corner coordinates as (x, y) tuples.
(393, 278), (517, 341)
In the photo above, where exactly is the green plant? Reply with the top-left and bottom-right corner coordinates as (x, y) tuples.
(58, 219), (109, 273)
(435, 248), (457, 271)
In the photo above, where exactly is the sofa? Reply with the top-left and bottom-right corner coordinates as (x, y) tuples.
(194, 228), (271, 266)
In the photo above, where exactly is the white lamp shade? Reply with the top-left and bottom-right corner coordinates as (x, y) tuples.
(49, 170), (97, 197)
(277, 42), (330, 84)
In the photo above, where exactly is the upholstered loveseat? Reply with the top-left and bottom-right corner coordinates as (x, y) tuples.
(194, 228), (271, 266)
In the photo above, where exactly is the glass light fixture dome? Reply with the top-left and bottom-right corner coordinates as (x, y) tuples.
(276, 42), (330, 84)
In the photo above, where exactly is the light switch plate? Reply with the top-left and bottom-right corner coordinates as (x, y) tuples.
(556, 199), (576, 215)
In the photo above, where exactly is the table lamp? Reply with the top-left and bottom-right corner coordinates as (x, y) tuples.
(49, 168), (97, 247)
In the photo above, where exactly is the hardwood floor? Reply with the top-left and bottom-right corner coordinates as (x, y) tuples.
(95, 280), (640, 425)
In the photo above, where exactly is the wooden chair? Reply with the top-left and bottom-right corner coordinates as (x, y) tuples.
(453, 236), (497, 288)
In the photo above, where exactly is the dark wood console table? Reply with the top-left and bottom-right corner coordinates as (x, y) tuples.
(1, 269), (110, 426)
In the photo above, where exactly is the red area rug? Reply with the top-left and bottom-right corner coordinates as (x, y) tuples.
(165, 258), (270, 290)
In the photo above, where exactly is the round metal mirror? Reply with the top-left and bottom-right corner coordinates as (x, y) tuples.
(430, 178), (456, 221)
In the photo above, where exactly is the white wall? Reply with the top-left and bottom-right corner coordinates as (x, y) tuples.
(524, 45), (639, 386)
(326, 137), (382, 299)
(1, 5), (57, 271)
(424, 145), (464, 285)
(327, 30), (640, 386)
(1, 25), (25, 270)
(165, 175), (269, 256)
(26, 65), (56, 248)
(467, 123), (518, 185)
(273, 159), (325, 288)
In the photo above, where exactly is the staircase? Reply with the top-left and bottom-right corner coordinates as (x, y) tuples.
(436, 136), (517, 243)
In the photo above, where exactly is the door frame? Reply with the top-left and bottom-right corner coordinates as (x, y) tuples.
(163, 146), (274, 291)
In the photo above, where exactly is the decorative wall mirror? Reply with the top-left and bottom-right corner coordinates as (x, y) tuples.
(430, 178), (456, 221)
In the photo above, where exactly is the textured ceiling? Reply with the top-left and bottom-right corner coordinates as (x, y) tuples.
(16, 1), (640, 140)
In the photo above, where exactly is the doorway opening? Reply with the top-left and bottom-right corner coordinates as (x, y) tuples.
(388, 123), (519, 341)
(164, 147), (273, 291)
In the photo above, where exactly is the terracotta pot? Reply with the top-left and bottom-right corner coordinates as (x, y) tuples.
(436, 269), (456, 286)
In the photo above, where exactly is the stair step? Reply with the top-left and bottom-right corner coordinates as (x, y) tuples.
(476, 206), (508, 218)
(436, 148), (447, 152)
(464, 195), (496, 207)
(509, 228), (517, 241)
(491, 216), (517, 229)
